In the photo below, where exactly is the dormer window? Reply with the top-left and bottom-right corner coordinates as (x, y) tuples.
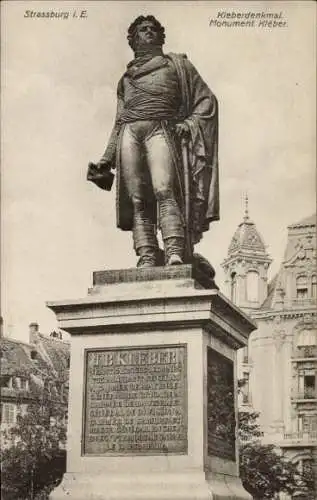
(296, 275), (308, 299)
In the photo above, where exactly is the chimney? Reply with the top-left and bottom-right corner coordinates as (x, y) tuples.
(29, 322), (39, 344)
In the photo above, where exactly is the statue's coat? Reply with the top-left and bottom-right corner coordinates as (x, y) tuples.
(103, 53), (219, 244)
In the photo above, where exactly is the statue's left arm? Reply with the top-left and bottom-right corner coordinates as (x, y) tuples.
(181, 57), (218, 172)
(171, 54), (220, 240)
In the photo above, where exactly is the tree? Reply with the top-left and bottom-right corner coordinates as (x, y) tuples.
(294, 460), (316, 500)
(1, 375), (67, 500)
(238, 409), (263, 442)
(238, 409), (315, 499)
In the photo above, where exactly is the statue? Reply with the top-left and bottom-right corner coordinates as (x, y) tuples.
(88, 15), (219, 268)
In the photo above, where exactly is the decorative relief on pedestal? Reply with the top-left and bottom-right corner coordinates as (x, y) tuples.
(207, 347), (236, 461)
(82, 345), (188, 456)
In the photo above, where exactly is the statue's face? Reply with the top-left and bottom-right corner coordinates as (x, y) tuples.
(135, 20), (160, 48)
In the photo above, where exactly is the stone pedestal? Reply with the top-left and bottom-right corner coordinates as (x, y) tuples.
(47, 265), (256, 499)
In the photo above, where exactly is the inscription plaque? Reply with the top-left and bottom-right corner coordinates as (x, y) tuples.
(207, 347), (236, 461)
(83, 345), (187, 455)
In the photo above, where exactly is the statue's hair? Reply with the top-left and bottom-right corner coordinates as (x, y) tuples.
(127, 15), (165, 50)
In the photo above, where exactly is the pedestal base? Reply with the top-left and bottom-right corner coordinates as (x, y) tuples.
(48, 265), (255, 500)
(51, 471), (250, 500)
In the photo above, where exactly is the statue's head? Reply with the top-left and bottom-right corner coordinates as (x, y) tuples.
(127, 16), (165, 53)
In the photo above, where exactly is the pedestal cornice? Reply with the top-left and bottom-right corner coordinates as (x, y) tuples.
(46, 266), (256, 349)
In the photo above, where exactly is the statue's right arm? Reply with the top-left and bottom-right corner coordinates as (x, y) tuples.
(99, 94), (124, 169)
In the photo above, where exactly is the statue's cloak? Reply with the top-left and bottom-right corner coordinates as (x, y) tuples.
(104, 53), (219, 244)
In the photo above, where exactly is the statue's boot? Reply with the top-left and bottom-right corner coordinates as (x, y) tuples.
(133, 221), (159, 268)
(158, 198), (185, 266)
(164, 237), (184, 265)
(137, 246), (158, 268)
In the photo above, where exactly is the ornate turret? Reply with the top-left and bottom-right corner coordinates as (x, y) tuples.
(222, 195), (272, 311)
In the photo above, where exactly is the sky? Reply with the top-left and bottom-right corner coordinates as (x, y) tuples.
(1, 1), (316, 342)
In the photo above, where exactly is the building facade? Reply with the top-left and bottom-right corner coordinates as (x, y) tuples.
(0, 322), (70, 446)
(222, 209), (317, 493)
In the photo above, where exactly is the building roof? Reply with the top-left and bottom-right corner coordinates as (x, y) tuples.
(227, 197), (268, 257)
(222, 197), (272, 279)
(37, 333), (69, 379)
(258, 213), (317, 312)
(0, 332), (70, 381)
(300, 213), (316, 225)
(288, 214), (316, 229)
(0, 338), (33, 377)
(228, 217), (267, 255)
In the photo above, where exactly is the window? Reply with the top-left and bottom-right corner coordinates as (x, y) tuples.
(297, 330), (317, 347)
(302, 415), (317, 432)
(242, 346), (249, 364)
(296, 275), (308, 299)
(20, 378), (29, 391)
(304, 374), (316, 399)
(0, 403), (16, 424)
(230, 272), (237, 303)
(242, 372), (250, 403)
(18, 404), (28, 417)
(298, 370), (316, 398)
(12, 377), (29, 391)
(1, 376), (12, 389)
(44, 380), (52, 395)
(50, 416), (57, 426)
(246, 270), (259, 302)
(312, 275), (317, 298)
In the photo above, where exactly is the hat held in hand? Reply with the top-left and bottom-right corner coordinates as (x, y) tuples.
(87, 162), (114, 191)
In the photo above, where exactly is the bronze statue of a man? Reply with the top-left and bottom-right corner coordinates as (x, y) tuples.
(89, 15), (219, 267)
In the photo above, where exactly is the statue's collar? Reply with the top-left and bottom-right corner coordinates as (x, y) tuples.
(125, 55), (168, 79)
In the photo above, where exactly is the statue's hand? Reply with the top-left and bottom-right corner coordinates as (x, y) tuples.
(87, 159), (114, 191)
(97, 157), (112, 171)
(174, 122), (190, 139)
